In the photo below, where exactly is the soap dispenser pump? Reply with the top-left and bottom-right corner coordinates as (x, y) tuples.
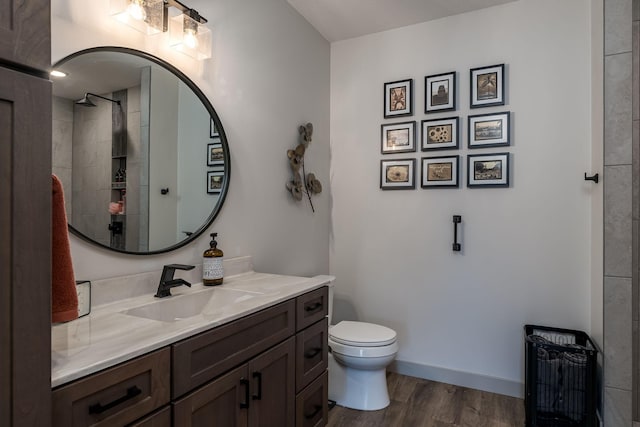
(203, 232), (224, 286)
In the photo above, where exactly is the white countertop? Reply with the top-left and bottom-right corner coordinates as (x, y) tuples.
(52, 270), (332, 388)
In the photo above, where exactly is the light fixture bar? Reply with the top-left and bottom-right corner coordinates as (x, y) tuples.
(165, 0), (207, 23)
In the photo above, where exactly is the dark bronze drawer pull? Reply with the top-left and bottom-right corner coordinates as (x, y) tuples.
(304, 302), (322, 312)
(252, 372), (262, 400)
(304, 347), (322, 359)
(304, 404), (322, 420)
(88, 386), (141, 415)
(240, 379), (250, 409)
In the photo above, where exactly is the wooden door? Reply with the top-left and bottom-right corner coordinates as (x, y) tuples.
(0, 65), (52, 427)
(173, 364), (250, 427)
(0, 0), (50, 72)
(248, 337), (295, 427)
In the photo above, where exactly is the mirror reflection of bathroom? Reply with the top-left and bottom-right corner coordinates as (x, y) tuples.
(52, 50), (224, 253)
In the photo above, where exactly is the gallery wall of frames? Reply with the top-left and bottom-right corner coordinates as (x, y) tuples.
(380, 63), (511, 190)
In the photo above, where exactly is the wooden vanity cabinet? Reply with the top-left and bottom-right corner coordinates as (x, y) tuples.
(0, 0), (50, 71)
(52, 348), (170, 427)
(294, 287), (329, 427)
(174, 337), (295, 427)
(128, 407), (172, 427)
(53, 286), (329, 427)
(1, 1), (52, 426)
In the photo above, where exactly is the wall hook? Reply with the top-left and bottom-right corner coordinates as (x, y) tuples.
(584, 173), (599, 183)
(160, 188), (170, 195)
(452, 215), (461, 252)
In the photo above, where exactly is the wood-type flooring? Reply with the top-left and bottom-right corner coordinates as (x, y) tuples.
(327, 372), (525, 427)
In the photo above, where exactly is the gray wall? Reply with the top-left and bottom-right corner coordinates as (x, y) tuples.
(52, 96), (74, 220)
(604, 0), (635, 425)
(71, 96), (112, 247)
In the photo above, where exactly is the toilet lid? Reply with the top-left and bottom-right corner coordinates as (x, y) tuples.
(329, 321), (397, 347)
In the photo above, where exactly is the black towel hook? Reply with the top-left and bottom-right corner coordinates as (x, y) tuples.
(452, 215), (461, 252)
(584, 173), (599, 184)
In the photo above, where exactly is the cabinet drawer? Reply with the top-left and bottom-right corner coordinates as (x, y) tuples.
(172, 300), (295, 398)
(295, 371), (328, 427)
(128, 406), (171, 427)
(296, 287), (328, 332)
(52, 348), (170, 427)
(296, 318), (328, 392)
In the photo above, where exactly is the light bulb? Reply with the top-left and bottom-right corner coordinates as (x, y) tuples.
(127, 0), (146, 21)
(183, 28), (199, 49)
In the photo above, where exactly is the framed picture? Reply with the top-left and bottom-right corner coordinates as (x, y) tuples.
(380, 158), (415, 190)
(384, 79), (413, 118)
(421, 117), (459, 151)
(207, 171), (224, 193)
(425, 71), (455, 113)
(207, 143), (224, 166)
(467, 153), (510, 187)
(210, 118), (219, 138)
(470, 64), (504, 108)
(421, 155), (459, 188)
(468, 112), (510, 148)
(381, 121), (416, 154)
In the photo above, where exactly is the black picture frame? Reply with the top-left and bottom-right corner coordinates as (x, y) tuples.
(207, 171), (224, 193)
(425, 71), (456, 113)
(421, 117), (459, 151)
(470, 64), (505, 108)
(381, 121), (416, 154)
(421, 155), (460, 188)
(210, 118), (219, 138)
(467, 153), (510, 187)
(380, 158), (416, 190)
(468, 111), (510, 148)
(207, 143), (224, 166)
(384, 79), (413, 118)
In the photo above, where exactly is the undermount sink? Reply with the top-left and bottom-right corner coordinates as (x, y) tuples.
(122, 288), (260, 322)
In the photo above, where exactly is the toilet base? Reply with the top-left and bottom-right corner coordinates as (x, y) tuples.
(328, 353), (391, 411)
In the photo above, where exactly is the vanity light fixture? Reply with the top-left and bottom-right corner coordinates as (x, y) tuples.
(169, 9), (211, 60)
(110, 0), (165, 35)
(110, 0), (211, 60)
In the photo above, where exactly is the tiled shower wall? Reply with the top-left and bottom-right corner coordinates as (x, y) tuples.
(605, 0), (635, 425)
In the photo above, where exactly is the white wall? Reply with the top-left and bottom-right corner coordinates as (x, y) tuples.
(52, 0), (330, 279)
(176, 81), (215, 241)
(330, 0), (595, 396)
(148, 65), (179, 249)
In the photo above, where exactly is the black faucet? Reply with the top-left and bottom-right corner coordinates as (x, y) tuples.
(155, 264), (195, 298)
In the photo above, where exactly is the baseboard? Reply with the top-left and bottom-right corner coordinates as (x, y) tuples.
(389, 359), (524, 399)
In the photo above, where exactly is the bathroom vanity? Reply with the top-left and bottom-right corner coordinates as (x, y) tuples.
(51, 266), (330, 427)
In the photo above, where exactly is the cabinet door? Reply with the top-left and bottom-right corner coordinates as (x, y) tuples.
(296, 318), (328, 392)
(173, 365), (250, 427)
(248, 337), (295, 427)
(0, 0), (50, 71)
(295, 372), (328, 427)
(0, 65), (51, 427)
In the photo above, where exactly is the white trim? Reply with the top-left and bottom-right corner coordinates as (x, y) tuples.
(389, 359), (523, 398)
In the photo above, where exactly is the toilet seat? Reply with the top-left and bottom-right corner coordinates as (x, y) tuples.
(329, 321), (397, 347)
(329, 321), (398, 358)
(329, 338), (399, 358)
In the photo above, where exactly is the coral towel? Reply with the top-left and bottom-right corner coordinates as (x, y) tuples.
(51, 174), (78, 323)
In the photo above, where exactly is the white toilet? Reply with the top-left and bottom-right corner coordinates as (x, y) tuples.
(327, 282), (399, 411)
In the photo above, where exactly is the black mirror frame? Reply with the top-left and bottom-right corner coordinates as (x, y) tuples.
(53, 46), (230, 255)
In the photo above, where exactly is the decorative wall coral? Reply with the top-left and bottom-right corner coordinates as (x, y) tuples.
(286, 123), (322, 212)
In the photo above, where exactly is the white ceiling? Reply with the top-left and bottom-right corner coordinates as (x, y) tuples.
(286, 0), (517, 42)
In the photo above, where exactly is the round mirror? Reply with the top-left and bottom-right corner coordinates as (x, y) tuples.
(52, 47), (230, 254)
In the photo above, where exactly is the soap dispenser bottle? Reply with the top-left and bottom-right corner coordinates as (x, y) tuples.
(203, 232), (224, 286)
